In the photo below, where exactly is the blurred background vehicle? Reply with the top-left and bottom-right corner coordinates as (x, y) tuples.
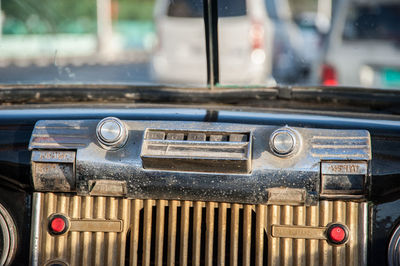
(265, 0), (331, 85)
(293, 11), (329, 82)
(264, 0), (305, 84)
(151, 0), (273, 85)
(313, 0), (400, 88)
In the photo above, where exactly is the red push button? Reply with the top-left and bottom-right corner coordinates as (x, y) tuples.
(327, 224), (348, 245)
(50, 217), (65, 233)
(329, 226), (345, 242)
(48, 215), (69, 235)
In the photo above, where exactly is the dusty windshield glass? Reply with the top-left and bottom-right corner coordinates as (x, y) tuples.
(343, 3), (400, 41)
(167, 0), (246, 18)
(0, 0), (399, 90)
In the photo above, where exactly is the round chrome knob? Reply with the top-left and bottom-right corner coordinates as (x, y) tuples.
(0, 203), (17, 266)
(389, 223), (400, 266)
(270, 128), (297, 156)
(96, 117), (128, 149)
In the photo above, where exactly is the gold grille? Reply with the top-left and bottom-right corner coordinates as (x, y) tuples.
(31, 193), (367, 266)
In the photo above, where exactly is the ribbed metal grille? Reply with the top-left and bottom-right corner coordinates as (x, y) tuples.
(31, 193), (367, 266)
(36, 193), (130, 266)
(267, 201), (366, 266)
(128, 200), (267, 266)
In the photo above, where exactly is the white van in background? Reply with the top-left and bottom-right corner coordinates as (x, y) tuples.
(151, 0), (273, 85)
(314, 0), (400, 89)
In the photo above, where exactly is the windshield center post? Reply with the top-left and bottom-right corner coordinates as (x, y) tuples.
(203, 0), (220, 89)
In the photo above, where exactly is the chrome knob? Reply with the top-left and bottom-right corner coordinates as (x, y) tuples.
(96, 117), (128, 149)
(270, 128), (297, 156)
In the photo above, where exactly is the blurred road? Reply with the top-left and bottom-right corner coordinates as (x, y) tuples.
(0, 62), (153, 84)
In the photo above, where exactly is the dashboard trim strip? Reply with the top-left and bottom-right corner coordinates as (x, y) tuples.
(29, 193), (42, 266)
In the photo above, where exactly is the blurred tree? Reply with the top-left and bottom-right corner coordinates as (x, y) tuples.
(2, 0), (156, 34)
(2, 0), (97, 34)
(289, 0), (318, 13)
(1, 0), (156, 34)
(116, 0), (155, 21)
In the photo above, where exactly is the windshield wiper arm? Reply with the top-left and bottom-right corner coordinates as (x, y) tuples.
(203, 0), (220, 89)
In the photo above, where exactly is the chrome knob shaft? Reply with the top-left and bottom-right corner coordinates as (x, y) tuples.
(96, 117), (128, 150)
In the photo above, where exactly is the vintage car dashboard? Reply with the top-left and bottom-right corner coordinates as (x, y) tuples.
(0, 107), (399, 265)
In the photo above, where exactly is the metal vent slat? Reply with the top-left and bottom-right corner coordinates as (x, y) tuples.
(69, 196), (81, 265)
(293, 206), (305, 266)
(32, 193), (367, 266)
(107, 197), (118, 265)
(42, 193), (54, 263)
(217, 202), (227, 265)
(193, 201), (202, 266)
(155, 200), (166, 266)
(243, 205), (252, 266)
(142, 200), (152, 266)
(255, 204), (265, 266)
(82, 196), (93, 265)
(94, 197), (105, 266)
(130, 199), (140, 266)
(333, 201), (346, 266)
(119, 198), (130, 264)
(55, 195), (68, 258)
(167, 201), (177, 266)
(205, 202), (215, 266)
(268, 205), (280, 266)
(281, 206), (293, 266)
(347, 202), (358, 266)
(230, 203), (239, 266)
(306, 205), (319, 266)
(180, 201), (190, 266)
(320, 201), (333, 266)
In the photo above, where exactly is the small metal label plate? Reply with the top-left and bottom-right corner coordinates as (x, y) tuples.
(322, 162), (367, 175)
(271, 225), (327, 239)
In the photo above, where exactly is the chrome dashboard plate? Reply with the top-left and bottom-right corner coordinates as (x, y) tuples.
(29, 119), (372, 204)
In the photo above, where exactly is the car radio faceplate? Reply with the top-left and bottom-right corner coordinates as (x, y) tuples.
(29, 118), (371, 205)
